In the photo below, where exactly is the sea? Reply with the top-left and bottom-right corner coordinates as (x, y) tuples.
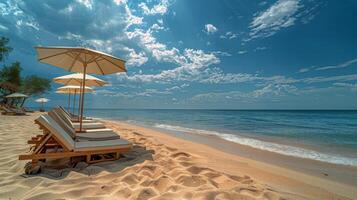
(84, 109), (357, 167)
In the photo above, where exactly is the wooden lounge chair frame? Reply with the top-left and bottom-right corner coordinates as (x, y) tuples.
(1, 105), (26, 115)
(19, 117), (132, 172)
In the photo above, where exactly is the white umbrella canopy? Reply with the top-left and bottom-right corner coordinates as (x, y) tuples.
(56, 86), (93, 115)
(53, 73), (106, 87)
(6, 93), (28, 98)
(56, 85), (93, 94)
(35, 98), (49, 103)
(6, 93), (28, 108)
(36, 46), (126, 132)
(35, 46), (126, 74)
(35, 98), (49, 111)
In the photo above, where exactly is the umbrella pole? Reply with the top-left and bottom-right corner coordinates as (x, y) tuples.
(21, 97), (26, 108)
(79, 66), (87, 132)
(73, 90), (76, 116)
(78, 89), (81, 120)
(68, 92), (71, 113)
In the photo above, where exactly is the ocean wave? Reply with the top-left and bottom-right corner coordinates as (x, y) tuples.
(154, 123), (357, 167)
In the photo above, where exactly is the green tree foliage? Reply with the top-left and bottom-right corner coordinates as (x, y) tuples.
(0, 37), (12, 62)
(0, 62), (22, 103)
(21, 75), (51, 97)
(0, 37), (51, 104)
(0, 61), (22, 87)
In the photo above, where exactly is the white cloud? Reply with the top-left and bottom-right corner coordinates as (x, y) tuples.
(249, 0), (301, 39)
(204, 24), (218, 35)
(238, 50), (247, 55)
(124, 4), (143, 29)
(150, 23), (164, 31)
(333, 83), (357, 91)
(316, 58), (357, 71)
(113, 0), (127, 5)
(191, 83), (298, 103)
(212, 51), (232, 57)
(298, 68), (310, 73)
(117, 49), (220, 83)
(299, 58), (357, 73)
(139, 0), (170, 15)
(123, 47), (148, 67)
(220, 31), (238, 39)
(126, 28), (187, 65)
(166, 83), (190, 91)
(0, 24), (8, 31)
(303, 74), (357, 83)
(76, 0), (93, 9)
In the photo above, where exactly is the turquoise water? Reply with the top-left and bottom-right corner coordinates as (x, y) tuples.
(85, 109), (357, 166)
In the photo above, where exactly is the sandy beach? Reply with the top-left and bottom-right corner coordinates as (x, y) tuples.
(0, 113), (356, 200)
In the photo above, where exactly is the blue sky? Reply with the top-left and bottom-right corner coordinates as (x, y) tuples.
(1, 0), (357, 109)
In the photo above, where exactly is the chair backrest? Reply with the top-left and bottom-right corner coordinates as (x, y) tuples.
(48, 110), (76, 139)
(36, 114), (75, 151)
(2, 107), (13, 112)
(59, 106), (73, 117)
(54, 108), (74, 127)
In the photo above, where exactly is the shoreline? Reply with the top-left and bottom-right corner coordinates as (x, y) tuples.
(1, 113), (356, 200)
(95, 116), (357, 167)
(104, 119), (357, 199)
(102, 119), (357, 183)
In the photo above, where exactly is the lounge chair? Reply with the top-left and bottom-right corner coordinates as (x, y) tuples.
(48, 110), (119, 141)
(22, 107), (34, 113)
(19, 114), (132, 174)
(54, 108), (106, 130)
(58, 106), (96, 122)
(1, 106), (26, 115)
(59, 106), (93, 121)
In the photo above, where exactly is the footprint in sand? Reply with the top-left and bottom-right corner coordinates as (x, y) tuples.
(165, 146), (178, 152)
(238, 185), (263, 197)
(170, 152), (191, 159)
(178, 161), (194, 167)
(186, 166), (214, 175)
(121, 174), (140, 186)
(210, 175), (240, 189)
(228, 175), (254, 185)
(175, 174), (207, 187)
(263, 191), (281, 200)
(141, 175), (175, 193)
(135, 188), (157, 200)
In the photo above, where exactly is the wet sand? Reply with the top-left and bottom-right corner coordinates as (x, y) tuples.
(0, 113), (356, 200)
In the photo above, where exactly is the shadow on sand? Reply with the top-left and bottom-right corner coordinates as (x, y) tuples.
(20, 144), (154, 180)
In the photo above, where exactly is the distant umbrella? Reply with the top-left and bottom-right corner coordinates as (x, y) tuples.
(36, 46), (126, 132)
(53, 73), (106, 87)
(6, 93), (28, 98)
(53, 73), (105, 119)
(56, 85), (93, 115)
(5, 93), (28, 108)
(35, 98), (49, 112)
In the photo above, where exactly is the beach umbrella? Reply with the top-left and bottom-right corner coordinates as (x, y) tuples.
(53, 73), (105, 119)
(53, 73), (107, 87)
(53, 73), (106, 119)
(6, 93), (28, 98)
(35, 98), (49, 111)
(5, 93), (28, 107)
(55, 85), (93, 115)
(35, 46), (126, 132)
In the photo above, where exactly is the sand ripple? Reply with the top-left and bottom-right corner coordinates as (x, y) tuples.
(0, 113), (335, 200)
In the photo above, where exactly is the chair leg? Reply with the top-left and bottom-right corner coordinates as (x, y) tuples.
(24, 160), (41, 175)
(32, 159), (38, 166)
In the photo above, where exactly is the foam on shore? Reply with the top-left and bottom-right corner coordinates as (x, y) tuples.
(154, 123), (357, 167)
